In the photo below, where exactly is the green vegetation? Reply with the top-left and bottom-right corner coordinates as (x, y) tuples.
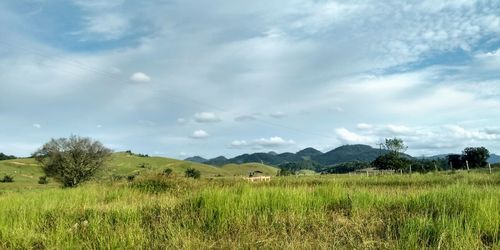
(34, 136), (112, 187)
(0, 171), (498, 249)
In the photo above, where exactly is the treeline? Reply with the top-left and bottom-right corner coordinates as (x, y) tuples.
(277, 138), (492, 175)
(0, 153), (16, 161)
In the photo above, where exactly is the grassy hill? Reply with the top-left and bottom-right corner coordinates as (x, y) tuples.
(220, 163), (279, 176)
(0, 152), (280, 190)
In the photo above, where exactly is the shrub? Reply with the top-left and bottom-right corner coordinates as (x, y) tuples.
(1, 175), (14, 183)
(138, 163), (150, 168)
(127, 174), (138, 182)
(185, 168), (201, 179)
(163, 168), (173, 177)
(38, 176), (49, 184)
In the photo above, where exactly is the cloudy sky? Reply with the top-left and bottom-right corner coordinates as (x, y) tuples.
(1, 0), (500, 158)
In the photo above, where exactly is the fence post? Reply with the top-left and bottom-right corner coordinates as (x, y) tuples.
(409, 165), (412, 174)
(489, 163), (492, 174)
(466, 160), (470, 172)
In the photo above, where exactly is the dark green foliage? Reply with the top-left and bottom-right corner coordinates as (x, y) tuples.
(278, 160), (322, 173)
(162, 168), (173, 177)
(38, 176), (48, 184)
(320, 161), (370, 174)
(296, 147), (323, 159)
(33, 135), (112, 187)
(384, 138), (408, 154)
(314, 144), (391, 165)
(372, 152), (411, 170)
(185, 168), (201, 179)
(447, 154), (464, 169)
(277, 168), (294, 176)
(127, 174), (137, 182)
(462, 147), (490, 168)
(410, 158), (448, 172)
(0, 153), (16, 161)
(1, 175), (14, 183)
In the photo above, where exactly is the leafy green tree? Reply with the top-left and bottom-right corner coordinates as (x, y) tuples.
(33, 135), (112, 187)
(372, 152), (410, 171)
(447, 154), (464, 169)
(384, 138), (407, 156)
(462, 147), (490, 168)
(185, 168), (201, 179)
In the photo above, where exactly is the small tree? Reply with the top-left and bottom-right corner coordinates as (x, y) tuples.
(384, 138), (407, 156)
(185, 168), (201, 179)
(33, 135), (112, 187)
(462, 147), (490, 168)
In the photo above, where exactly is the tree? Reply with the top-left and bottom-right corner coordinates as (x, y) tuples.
(447, 154), (464, 169)
(33, 135), (112, 187)
(462, 147), (490, 168)
(372, 152), (410, 171)
(384, 138), (407, 156)
(185, 168), (201, 179)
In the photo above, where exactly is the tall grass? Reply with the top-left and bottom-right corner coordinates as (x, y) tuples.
(0, 172), (498, 249)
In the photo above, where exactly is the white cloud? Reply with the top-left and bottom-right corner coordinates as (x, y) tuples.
(386, 125), (412, 135)
(229, 136), (295, 149)
(336, 128), (374, 144)
(190, 129), (209, 139)
(130, 72), (151, 83)
(357, 123), (373, 130)
(229, 140), (248, 148)
(446, 125), (500, 141)
(194, 112), (221, 123)
(254, 136), (295, 148)
(32, 123), (41, 129)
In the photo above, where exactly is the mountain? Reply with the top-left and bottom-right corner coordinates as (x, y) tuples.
(488, 154), (500, 164)
(296, 147), (322, 160)
(205, 156), (229, 166)
(312, 144), (388, 166)
(184, 156), (207, 163)
(204, 145), (388, 167)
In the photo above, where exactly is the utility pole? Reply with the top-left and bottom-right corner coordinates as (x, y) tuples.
(377, 142), (384, 156)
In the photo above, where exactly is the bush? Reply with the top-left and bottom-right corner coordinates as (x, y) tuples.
(38, 176), (49, 184)
(1, 175), (14, 183)
(138, 163), (150, 168)
(185, 168), (201, 179)
(33, 135), (112, 187)
(127, 174), (138, 182)
(163, 168), (173, 177)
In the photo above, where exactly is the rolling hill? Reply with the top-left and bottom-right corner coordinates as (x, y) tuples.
(204, 144), (387, 167)
(0, 152), (279, 189)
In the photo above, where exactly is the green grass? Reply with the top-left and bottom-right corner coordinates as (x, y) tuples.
(220, 163), (279, 176)
(0, 170), (498, 249)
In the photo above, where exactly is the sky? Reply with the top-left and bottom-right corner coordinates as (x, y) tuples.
(1, 0), (500, 159)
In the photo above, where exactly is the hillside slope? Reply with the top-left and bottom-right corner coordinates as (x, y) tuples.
(220, 163), (279, 176)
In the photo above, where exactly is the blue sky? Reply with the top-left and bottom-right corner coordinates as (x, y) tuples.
(1, 0), (500, 158)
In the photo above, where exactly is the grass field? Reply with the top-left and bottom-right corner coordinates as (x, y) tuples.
(0, 157), (499, 249)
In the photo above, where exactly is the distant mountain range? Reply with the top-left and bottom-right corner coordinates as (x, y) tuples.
(185, 144), (500, 167)
(186, 144), (391, 167)
(488, 154), (500, 164)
